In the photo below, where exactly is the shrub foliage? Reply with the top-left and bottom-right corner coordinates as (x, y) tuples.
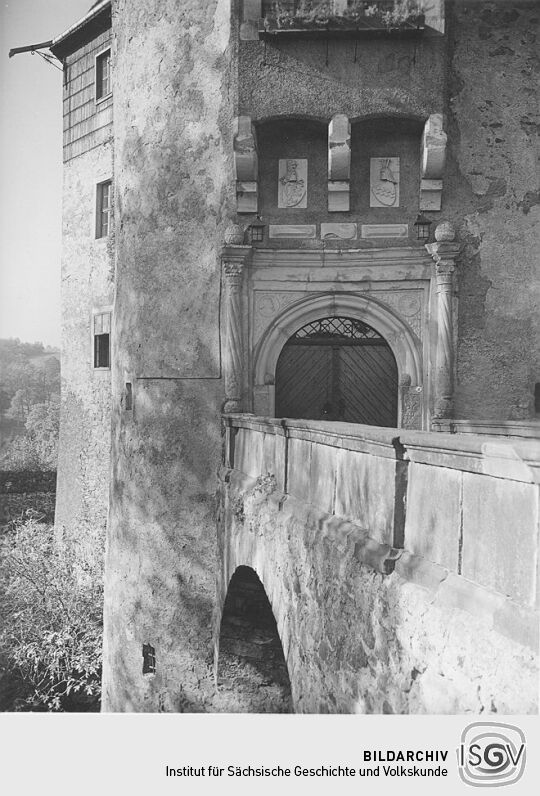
(0, 520), (104, 711)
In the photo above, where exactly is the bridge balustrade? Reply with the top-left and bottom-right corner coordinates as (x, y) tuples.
(223, 414), (540, 612)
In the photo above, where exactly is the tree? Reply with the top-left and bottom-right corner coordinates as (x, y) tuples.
(25, 400), (60, 468)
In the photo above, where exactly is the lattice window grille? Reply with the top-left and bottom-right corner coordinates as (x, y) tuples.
(291, 316), (383, 341)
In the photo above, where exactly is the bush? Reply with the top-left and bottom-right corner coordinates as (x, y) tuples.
(0, 399), (59, 471)
(0, 520), (104, 711)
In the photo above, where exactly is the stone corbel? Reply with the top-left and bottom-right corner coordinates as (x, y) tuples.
(420, 114), (447, 211)
(234, 115), (258, 214)
(426, 223), (460, 420)
(328, 114), (351, 212)
(221, 242), (251, 413)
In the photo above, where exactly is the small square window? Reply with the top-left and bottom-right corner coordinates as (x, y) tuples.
(142, 644), (156, 675)
(95, 49), (111, 101)
(93, 311), (111, 369)
(96, 180), (112, 238)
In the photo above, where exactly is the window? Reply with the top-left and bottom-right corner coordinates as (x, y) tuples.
(142, 644), (156, 675)
(95, 48), (111, 101)
(96, 180), (112, 238)
(93, 311), (111, 369)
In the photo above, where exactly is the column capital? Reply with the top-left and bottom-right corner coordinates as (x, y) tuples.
(221, 245), (252, 277)
(426, 241), (460, 275)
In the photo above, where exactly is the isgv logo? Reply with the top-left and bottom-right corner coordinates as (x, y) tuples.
(457, 722), (526, 787)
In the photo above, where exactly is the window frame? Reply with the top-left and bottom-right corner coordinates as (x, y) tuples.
(95, 179), (112, 239)
(92, 308), (113, 371)
(95, 47), (112, 104)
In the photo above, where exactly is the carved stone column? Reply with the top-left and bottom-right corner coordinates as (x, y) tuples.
(426, 223), (460, 420)
(222, 241), (251, 413)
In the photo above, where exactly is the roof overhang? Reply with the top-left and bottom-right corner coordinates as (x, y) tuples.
(50, 1), (111, 59)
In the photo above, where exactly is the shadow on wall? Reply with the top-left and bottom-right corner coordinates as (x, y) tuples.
(214, 565), (293, 713)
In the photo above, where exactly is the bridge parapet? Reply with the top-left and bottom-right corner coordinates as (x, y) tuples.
(223, 413), (539, 628)
(218, 415), (539, 712)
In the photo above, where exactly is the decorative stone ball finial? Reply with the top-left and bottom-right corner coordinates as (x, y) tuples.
(434, 221), (456, 242)
(224, 223), (245, 245)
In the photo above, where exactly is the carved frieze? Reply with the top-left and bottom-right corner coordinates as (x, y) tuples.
(320, 223), (357, 240)
(252, 288), (424, 344)
(253, 291), (304, 342)
(373, 290), (424, 338)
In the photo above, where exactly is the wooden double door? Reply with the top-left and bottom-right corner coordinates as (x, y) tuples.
(275, 317), (398, 427)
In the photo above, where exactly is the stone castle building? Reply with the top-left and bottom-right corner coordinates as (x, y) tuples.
(40, 0), (540, 711)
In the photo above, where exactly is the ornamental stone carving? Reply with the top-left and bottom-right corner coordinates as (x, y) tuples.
(223, 224), (245, 245)
(434, 221), (456, 242)
(374, 290), (423, 338)
(221, 246), (251, 412)
(426, 237), (461, 420)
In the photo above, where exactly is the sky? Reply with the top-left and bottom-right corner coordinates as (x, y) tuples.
(0, 0), (91, 347)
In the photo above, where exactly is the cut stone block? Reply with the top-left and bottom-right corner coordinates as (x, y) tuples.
(405, 462), (461, 571)
(287, 437), (312, 503)
(334, 448), (395, 544)
(309, 443), (337, 515)
(461, 471), (538, 606)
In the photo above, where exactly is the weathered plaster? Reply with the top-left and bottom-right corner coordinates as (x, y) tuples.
(102, 0), (235, 712)
(56, 142), (114, 534)
(444, 1), (540, 420)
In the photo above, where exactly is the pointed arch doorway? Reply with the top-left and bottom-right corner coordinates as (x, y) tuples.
(275, 316), (398, 426)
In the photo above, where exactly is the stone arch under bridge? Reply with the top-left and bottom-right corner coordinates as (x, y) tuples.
(253, 292), (423, 426)
(214, 565), (293, 713)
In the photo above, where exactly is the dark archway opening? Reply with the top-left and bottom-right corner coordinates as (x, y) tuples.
(216, 566), (293, 713)
(275, 316), (398, 426)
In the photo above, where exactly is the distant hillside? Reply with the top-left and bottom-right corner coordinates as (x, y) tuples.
(0, 339), (61, 469)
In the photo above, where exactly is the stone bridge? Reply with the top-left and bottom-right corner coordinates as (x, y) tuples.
(216, 416), (539, 713)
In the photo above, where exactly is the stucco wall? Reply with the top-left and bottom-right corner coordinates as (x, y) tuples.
(55, 142), (114, 534)
(444, 0), (540, 421)
(102, 0), (235, 712)
(239, 24), (445, 121)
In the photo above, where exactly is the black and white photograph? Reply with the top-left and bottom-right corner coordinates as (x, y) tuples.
(0, 1), (538, 793)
